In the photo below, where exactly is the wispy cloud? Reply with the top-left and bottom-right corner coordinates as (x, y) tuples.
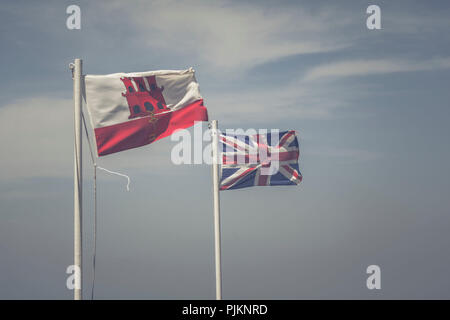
(99, 0), (353, 71)
(207, 80), (364, 125)
(303, 57), (450, 81)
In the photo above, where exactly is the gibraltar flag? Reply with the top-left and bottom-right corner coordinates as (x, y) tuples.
(84, 68), (208, 156)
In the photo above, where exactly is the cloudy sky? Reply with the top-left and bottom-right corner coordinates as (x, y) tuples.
(1, 0), (450, 299)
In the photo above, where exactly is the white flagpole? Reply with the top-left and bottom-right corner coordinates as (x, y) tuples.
(210, 120), (222, 300)
(73, 58), (83, 300)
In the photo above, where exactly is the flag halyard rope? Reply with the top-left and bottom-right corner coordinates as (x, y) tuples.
(81, 111), (130, 300)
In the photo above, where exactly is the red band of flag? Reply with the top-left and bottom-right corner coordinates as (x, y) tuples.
(95, 99), (207, 156)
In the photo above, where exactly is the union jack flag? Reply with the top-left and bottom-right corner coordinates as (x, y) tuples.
(220, 130), (302, 190)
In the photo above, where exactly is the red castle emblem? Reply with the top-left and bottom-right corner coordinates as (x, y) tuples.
(120, 76), (169, 119)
